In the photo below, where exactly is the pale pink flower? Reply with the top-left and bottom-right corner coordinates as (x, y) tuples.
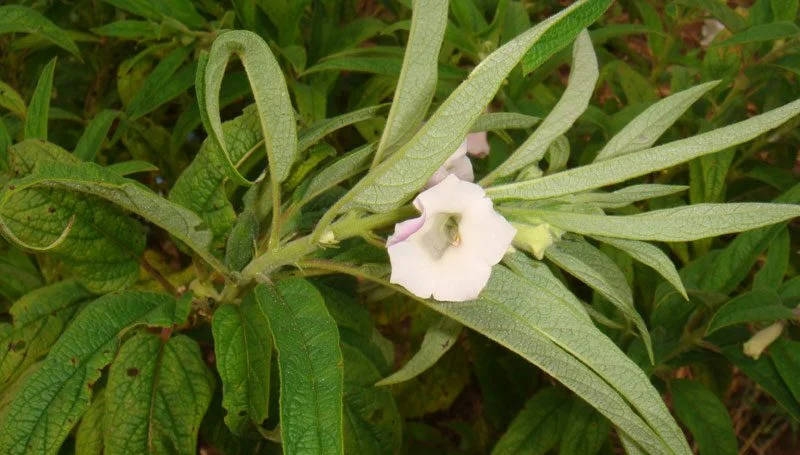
(387, 174), (515, 302)
(424, 132), (491, 188)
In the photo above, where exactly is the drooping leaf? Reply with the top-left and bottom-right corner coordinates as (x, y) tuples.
(373, 0), (448, 163)
(212, 297), (272, 435)
(491, 388), (568, 455)
(0, 6), (80, 57)
(0, 291), (188, 454)
(104, 333), (215, 455)
(24, 58), (57, 141)
(595, 81), (719, 161)
(545, 236), (653, 362)
(255, 279), (344, 455)
(487, 99), (800, 201)
(706, 289), (794, 335)
(527, 203), (800, 242)
(485, 30), (598, 182)
(670, 380), (737, 455)
(73, 110), (119, 162)
(376, 314), (462, 386)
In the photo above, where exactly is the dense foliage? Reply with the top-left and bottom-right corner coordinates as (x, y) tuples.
(0, 0), (799, 454)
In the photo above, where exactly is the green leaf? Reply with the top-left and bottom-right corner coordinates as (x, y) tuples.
(104, 333), (215, 455)
(0, 6), (80, 58)
(0, 80), (27, 118)
(753, 228), (790, 289)
(376, 314), (462, 386)
(336, 0), (607, 213)
(1, 141), (146, 292)
(714, 21), (800, 47)
(91, 20), (169, 40)
(491, 388), (568, 454)
(0, 291), (187, 454)
(73, 110), (118, 161)
(101, 0), (205, 29)
(722, 345), (800, 420)
(74, 389), (105, 455)
(521, 0), (612, 74)
(545, 237), (653, 362)
(125, 46), (194, 121)
(594, 236), (687, 299)
(487, 99), (800, 201)
(212, 298), (272, 435)
(0, 280), (93, 392)
(299, 143), (376, 206)
(559, 398), (612, 455)
(0, 245), (43, 301)
(595, 81), (719, 162)
(430, 256), (690, 454)
(255, 279), (344, 455)
(3, 158), (225, 275)
(341, 343), (402, 455)
(670, 380), (737, 455)
(771, 0), (799, 22)
(526, 203), (800, 242)
(24, 58), (56, 141)
(561, 184), (689, 208)
(771, 339), (800, 403)
(373, 0), (448, 163)
(471, 112), (541, 132)
(485, 30), (598, 183)
(224, 210), (259, 272)
(674, 0), (747, 32)
(298, 104), (388, 153)
(203, 30), (298, 187)
(106, 160), (159, 176)
(706, 289), (794, 335)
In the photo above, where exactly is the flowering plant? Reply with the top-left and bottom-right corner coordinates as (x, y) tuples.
(1, 0), (799, 454)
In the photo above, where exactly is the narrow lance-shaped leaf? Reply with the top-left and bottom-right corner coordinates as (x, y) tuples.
(545, 237), (654, 362)
(0, 6), (80, 57)
(73, 110), (118, 162)
(203, 30), (298, 187)
(561, 184), (689, 209)
(670, 380), (737, 455)
(487, 98), (800, 201)
(298, 143), (376, 206)
(24, 58), (56, 141)
(594, 81), (719, 161)
(255, 279), (344, 455)
(527, 203), (800, 242)
(104, 333), (215, 455)
(212, 297), (272, 435)
(376, 314), (462, 386)
(706, 289), (794, 335)
(593, 236), (687, 299)
(373, 0), (448, 164)
(484, 29), (598, 183)
(0, 291), (189, 454)
(0, 80), (27, 118)
(335, 0), (612, 213)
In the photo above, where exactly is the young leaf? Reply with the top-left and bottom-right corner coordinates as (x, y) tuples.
(3, 158), (226, 275)
(670, 380), (737, 455)
(73, 110), (118, 161)
(484, 30), (598, 183)
(335, 0), (609, 214)
(487, 98), (800, 201)
(212, 298), (272, 435)
(376, 314), (462, 386)
(593, 236), (687, 299)
(0, 280), (93, 392)
(373, 0), (448, 163)
(203, 30), (298, 187)
(23, 58), (57, 141)
(491, 388), (568, 454)
(545, 237), (653, 362)
(0, 291), (187, 454)
(527, 203), (800, 242)
(255, 279), (344, 455)
(0, 6), (80, 57)
(594, 81), (719, 161)
(706, 289), (794, 335)
(104, 333), (215, 455)
(1, 141), (146, 292)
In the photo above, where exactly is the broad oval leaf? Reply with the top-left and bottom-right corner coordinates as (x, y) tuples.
(706, 289), (794, 335)
(0, 291), (187, 454)
(212, 298), (272, 435)
(104, 333), (215, 455)
(255, 279), (344, 455)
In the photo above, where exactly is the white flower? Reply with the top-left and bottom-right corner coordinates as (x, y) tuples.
(743, 322), (785, 360)
(387, 174), (515, 301)
(700, 19), (725, 48)
(424, 132), (491, 188)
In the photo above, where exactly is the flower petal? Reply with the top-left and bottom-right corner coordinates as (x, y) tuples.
(466, 132), (490, 158)
(418, 174), (486, 215)
(459, 198), (517, 264)
(386, 214), (426, 247)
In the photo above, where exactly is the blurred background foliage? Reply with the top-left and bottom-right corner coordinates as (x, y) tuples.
(0, 0), (798, 453)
